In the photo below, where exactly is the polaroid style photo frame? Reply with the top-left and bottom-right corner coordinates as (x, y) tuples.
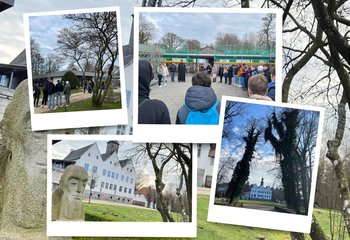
(23, 7), (127, 131)
(47, 134), (197, 237)
(207, 96), (324, 233)
(133, 7), (283, 143)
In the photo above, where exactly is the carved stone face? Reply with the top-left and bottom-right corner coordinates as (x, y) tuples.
(56, 165), (88, 221)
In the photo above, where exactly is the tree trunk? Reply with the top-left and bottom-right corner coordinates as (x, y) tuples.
(241, 0), (249, 8)
(309, 216), (328, 240)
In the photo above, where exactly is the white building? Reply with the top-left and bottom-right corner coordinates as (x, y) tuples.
(249, 178), (272, 201)
(52, 141), (137, 204)
(197, 144), (215, 188)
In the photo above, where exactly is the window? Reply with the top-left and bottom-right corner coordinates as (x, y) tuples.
(129, 127), (133, 135)
(92, 166), (98, 173)
(96, 156), (99, 160)
(110, 161), (112, 165)
(124, 187), (127, 193)
(129, 188), (132, 194)
(109, 184), (113, 190)
(197, 144), (202, 157)
(115, 173), (119, 180)
(107, 171), (111, 177)
(101, 182), (105, 189)
(114, 185), (117, 190)
(111, 172), (115, 178)
(130, 169), (132, 172)
(127, 168), (129, 171)
(105, 183), (109, 189)
(130, 178), (134, 184)
(205, 176), (212, 188)
(117, 125), (126, 135)
(103, 169), (107, 176)
(83, 163), (89, 171)
(119, 186), (123, 192)
(126, 176), (129, 183)
(88, 153), (91, 157)
(121, 175), (125, 181)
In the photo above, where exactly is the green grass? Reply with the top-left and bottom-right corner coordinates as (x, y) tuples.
(47, 95), (121, 113)
(215, 198), (287, 208)
(73, 196), (350, 240)
(84, 202), (166, 222)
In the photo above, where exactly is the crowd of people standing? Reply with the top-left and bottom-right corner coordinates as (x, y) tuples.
(139, 60), (276, 125)
(33, 78), (71, 110)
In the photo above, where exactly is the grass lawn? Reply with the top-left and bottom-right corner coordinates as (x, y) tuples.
(215, 198), (287, 208)
(74, 195), (290, 240)
(73, 195), (350, 240)
(46, 96), (121, 113)
(84, 202), (182, 222)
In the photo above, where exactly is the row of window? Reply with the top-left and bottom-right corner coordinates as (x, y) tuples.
(102, 169), (134, 184)
(252, 190), (271, 194)
(251, 194), (271, 199)
(100, 181), (133, 194)
(83, 164), (134, 184)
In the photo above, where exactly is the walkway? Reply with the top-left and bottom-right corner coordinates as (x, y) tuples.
(149, 74), (248, 123)
(83, 198), (158, 211)
(34, 91), (92, 114)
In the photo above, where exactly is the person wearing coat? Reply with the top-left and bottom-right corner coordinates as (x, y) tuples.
(178, 60), (186, 82)
(139, 60), (171, 124)
(218, 65), (224, 83)
(169, 62), (176, 82)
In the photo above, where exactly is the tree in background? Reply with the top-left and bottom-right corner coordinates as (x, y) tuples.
(30, 38), (45, 76)
(159, 32), (185, 51)
(215, 32), (240, 47)
(139, 15), (157, 44)
(225, 123), (261, 203)
(185, 39), (201, 50)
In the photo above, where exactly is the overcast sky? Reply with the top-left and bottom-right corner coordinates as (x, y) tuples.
(0, 0), (136, 63)
(141, 12), (270, 46)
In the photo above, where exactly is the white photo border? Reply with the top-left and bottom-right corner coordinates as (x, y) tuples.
(207, 96), (325, 233)
(47, 134), (197, 237)
(23, 7), (128, 131)
(133, 7), (283, 143)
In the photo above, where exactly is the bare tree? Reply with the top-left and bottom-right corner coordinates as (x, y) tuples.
(186, 39), (201, 50)
(215, 32), (240, 47)
(139, 15), (157, 44)
(30, 38), (45, 76)
(159, 32), (185, 50)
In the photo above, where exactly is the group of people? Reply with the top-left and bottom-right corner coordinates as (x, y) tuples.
(155, 60), (188, 87)
(138, 60), (276, 125)
(201, 63), (275, 100)
(82, 79), (95, 94)
(33, 78), (71, 110)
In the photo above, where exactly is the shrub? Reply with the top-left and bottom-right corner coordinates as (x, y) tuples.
(62, 71), (80, 89)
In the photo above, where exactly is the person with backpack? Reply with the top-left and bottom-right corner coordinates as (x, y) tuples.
(176, 71), (220, 125)
(64, 81), (71, 106)
(138, 60), (171, 124)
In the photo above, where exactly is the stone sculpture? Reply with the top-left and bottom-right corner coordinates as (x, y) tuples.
(52, 165), (88, 221)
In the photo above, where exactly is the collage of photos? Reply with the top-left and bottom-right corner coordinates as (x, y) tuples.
(0, 1), (349, 240)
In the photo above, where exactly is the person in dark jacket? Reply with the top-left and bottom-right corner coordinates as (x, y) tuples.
(227, 65), (233, 85)
(263, 63), (272, 83)
(169, 62), (176, 82)
(64, 81), (71, 106)
(218, 65), (224, 83)
(47, 78), (55, 110)
(41, 79), (49, 108)
(178, 60), (186, 82)
(266, 66), (275, 101)
(33, 82), (40, 107)
(176, 71), (220, 124)
(206, 64), (212, 75)
(138, 60), (171, 124)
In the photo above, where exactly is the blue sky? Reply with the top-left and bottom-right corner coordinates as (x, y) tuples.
(29, 15), (74, 56)
(141, 12), (270, 46)
(220, 101), (282, 188)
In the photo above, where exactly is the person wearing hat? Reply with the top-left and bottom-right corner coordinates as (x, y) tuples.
(64, 81), (71, 106)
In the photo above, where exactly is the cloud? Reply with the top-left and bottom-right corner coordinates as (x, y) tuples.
(0, 0), (137, 63)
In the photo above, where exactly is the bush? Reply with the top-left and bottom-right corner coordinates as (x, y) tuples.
(85, 209), (117, 222)
(62, 71), (80, 89)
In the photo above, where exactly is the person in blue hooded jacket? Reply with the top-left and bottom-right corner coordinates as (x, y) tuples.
(176, 71), (220, 125)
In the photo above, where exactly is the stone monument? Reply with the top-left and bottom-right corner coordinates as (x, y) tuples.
(52, 165), (88, 221)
